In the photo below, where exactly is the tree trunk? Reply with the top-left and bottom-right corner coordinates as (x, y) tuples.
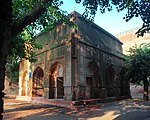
(0, 20), (12, 119)
(0, 1), (12, 119)
(143, 78), (149, 101)
(0, 0), (51, 118)
(0, 58), (6, 120)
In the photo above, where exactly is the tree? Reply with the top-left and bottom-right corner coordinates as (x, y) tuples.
(5, 57), (20, 84)
(0, 0), (68, 119)
(125, 43), (150, 100)
(0, 0), (149, 118)
(9, 0), (150, 62)
(76, 0), (150, 37)
(10, 0), (70, 62)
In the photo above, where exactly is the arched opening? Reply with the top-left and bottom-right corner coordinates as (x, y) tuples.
(21, 70), (27, 96)
(86, 61), (101, 99)
(105, 66), (116, 97)
(32, 67), (44, 97)
(49, 62), (64, 99)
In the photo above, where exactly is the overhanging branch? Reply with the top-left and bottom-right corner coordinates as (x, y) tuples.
(11, 0), (52, 36)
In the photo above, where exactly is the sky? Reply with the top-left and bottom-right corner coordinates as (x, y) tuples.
(60, 1), (143, 36)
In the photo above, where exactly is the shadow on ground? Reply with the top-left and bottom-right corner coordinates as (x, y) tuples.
(3, 97), (150, 120)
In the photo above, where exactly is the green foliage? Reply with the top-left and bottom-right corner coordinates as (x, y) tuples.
(10, 0), (70, 63)
(125, 43), (150, 86)
(10, 0), (149, 63)
(8, 29), (42, 63)
(12, 0), (37, 21)
(75, 0), (150, 36)
(6, 61), (20, 84)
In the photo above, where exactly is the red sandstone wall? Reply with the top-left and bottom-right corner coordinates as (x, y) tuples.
(117, 29), (150, 54)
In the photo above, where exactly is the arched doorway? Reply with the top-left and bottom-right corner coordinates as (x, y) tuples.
(32, 67), (44, 97)
(49, 62), (64, 99)
(105, 66), (116, 97)
(86, 61), (101, 99)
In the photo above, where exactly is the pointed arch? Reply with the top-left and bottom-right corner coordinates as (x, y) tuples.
(86, 61), (101, 99)
(32, 66), (44, 97)
(49, 62), (64, 99)
(105, 66), (116, 97)
(50, 62), (63, 77)
(88, 61), (100, 75)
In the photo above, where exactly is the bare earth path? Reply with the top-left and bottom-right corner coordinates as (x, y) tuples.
(3, 97), (150, 120)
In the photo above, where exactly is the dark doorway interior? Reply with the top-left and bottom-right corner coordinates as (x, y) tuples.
(57, 77), (64, 98)
(49, 75), (55, 99)
(86, 77), (93, 99)
(32, 67), (44, 97)
(105, 67), (115, 97)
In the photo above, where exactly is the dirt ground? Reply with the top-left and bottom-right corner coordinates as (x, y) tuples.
(3, 96), (150, 120)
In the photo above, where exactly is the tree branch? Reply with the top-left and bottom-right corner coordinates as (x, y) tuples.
(11, 0), (52, 36)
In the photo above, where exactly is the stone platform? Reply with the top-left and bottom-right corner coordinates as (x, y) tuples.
(16, 96), (130, 109)
(16, 96), (104, 109)
(16, 96), (73, 108)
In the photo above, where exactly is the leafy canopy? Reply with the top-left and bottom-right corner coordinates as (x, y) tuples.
(6, 60), (20, 84)
(10, 0), (70, 62)
(7, 0), (149, 83)
(10, 0), (150, 63)
(75, 0), (150, 37)
(125, 43), (150, 86)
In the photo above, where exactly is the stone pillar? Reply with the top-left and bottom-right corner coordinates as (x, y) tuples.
(44, 51), (49, 98)
(43, 73), (50, 98)
(64, 86), (72, 100)
(27, 78), (32, 97)
(116, 88), (121, 98)
(18, 77), (22, 96)
(64, 48), (72, 100)
(54, 77), (57, 99)
(18, 59), (30, 97)
(101, 88), (107, 100)
(44, 87), (49, 99)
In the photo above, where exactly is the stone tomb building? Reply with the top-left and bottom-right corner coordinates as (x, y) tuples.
(18, 12), (130, 102)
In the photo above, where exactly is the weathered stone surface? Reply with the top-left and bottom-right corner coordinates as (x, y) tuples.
(117, 28), (150, 54)
(18, 11), (130, 103)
